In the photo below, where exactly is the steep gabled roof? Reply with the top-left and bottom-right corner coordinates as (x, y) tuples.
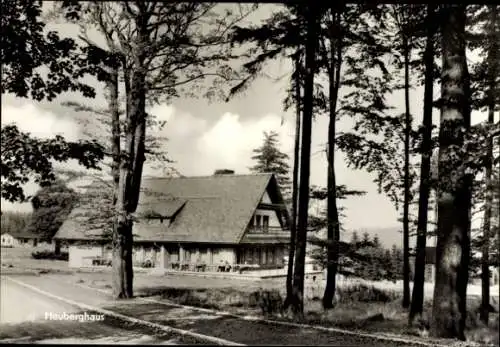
(55, 173), (285, 244)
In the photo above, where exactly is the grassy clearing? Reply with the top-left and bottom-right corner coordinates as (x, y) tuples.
(5, 247), (497, 346)
(70, 272), (498, 346)
(0, 247), (72, 274)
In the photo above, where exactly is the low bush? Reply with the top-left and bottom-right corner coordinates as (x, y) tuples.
(141, 259), (153, 268)
(31, 250), (69, 261)
(249, 288), (284, 316)
(336, 283), (398, 303)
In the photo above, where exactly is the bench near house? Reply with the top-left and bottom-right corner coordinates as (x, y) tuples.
(53, 172), (291, 271)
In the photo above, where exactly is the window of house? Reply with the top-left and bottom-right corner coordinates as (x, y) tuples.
(269, 248), (275, 264)
(255, 215), (262, 229)
(263, 215), (269, 233)
(170, 247), (180, 262)
(245, 248), (252, 264)
(255, 248), (261, 265)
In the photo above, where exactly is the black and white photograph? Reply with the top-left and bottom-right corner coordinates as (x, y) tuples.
(1, 2), (499, 345)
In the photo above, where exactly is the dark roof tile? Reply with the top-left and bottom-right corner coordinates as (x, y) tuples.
(54, 173), (281, 244)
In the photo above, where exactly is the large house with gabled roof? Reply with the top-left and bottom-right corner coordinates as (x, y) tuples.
(54, 171), (291, 270)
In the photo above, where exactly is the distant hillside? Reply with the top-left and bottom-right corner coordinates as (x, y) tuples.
(313, 225), (437, 250)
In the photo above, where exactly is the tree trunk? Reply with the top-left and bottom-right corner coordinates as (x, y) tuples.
(55, 240), (61, 255)
(109, 65), (132, 299)
(430, 5), (471, 340)
(285, 52), (301, 310)
(480, 4), (497, 325)
(323, 8), (342, 310)
(409, 4), (436, 324)
(113, 165), (134, 298)
(111, 5), (150, 299)
(291, 5), (320, 317)
(497, 133), (500, 286)
(402, 33), (412, 309)
(109, 68), (121, 203)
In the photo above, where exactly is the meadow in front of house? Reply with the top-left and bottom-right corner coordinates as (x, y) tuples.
(69, 272), (498, 345)
(2, 247), (499, 346)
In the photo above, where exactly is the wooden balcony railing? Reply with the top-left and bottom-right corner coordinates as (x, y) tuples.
(247, 226), (289, 234)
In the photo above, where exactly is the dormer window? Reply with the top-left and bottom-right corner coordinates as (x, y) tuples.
(263, 215), (269, 233)
(256, 215), (261, 229)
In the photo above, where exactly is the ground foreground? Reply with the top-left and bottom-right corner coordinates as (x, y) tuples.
(0, 277), (198, 344)
(0, 274), (461, 346)
(1, 248), (498, 346)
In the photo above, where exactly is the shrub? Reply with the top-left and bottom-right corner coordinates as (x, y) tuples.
(249, 288), (284, 316)
(142, 259), (153, 268)
(31, 250), (69, 261)
(336, 283), (398, 303)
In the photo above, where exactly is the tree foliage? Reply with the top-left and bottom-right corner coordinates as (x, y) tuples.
(1, 0), (106, 203)
(250, 130), (291, 196)
(0, 0), (94, 100)
(0, 211), (32, 236)
(25, 180), (78, 240)
(308, 232), (405, 282)
(1, 125), (104, 203)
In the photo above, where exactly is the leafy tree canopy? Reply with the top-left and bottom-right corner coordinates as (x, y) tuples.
(1, 1), (105, 203)
(25, 180), (78, 240)
(1, 125), (104, 203)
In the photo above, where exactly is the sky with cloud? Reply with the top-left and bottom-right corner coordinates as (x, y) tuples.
(1, 4), (495, 248)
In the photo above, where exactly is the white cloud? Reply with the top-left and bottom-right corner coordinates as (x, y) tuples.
(1, 103), (81, 141)
(196, 112), (294, 174)
(0, 99), (401, 230)
(149, 104), (207, 139)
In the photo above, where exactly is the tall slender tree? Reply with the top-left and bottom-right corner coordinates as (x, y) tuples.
(388, 4), (430, 308)
(479, 5), (498, 325)
(291, 4), (321, 316)
(321, 4), (343, 309)
(284, 51), (302, 310)
(409, 4), (438, 324)
(431, 5), (471, 340)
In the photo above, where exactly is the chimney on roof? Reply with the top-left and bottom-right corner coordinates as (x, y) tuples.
(213, 169), (235, 175)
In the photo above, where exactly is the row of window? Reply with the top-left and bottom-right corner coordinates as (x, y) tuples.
(249, 214), (270, 232)
(236, 247), (281, 265)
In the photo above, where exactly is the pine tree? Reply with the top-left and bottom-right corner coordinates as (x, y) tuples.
(362, 231), (370, 244)
(250, 131), (291, 196)
(351, 231), (360, 246)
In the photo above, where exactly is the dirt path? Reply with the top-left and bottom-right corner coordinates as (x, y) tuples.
(0, 277), (192, 344)
(2, 275), (447, 346)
